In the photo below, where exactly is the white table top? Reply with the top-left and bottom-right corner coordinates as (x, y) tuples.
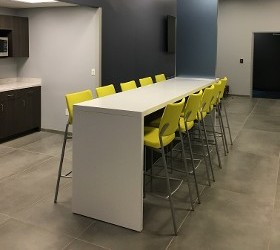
(75, 77), (215, 117)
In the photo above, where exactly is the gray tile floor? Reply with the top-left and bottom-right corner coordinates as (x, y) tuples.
(0, 96), (279, 250)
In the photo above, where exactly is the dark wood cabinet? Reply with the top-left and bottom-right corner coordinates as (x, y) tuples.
(0, 15), (12, 30)
(0, 15), (29, 57)
(11, 16), (29, 57)
(0, 91), (17, 139)
(0, 87), (41, 141)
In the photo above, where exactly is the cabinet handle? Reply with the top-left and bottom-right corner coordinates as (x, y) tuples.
(0, 104), (3, 112)
(7, 94), (14, 97)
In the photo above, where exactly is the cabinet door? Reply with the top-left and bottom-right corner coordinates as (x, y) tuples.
(0, 91), (17, 139)
(15, 87), (41, 133)
(12, 16), (29, 57)
(23, 87), (41, 131)
(15, 89), (28, 133)
(0, 15), (13, 30)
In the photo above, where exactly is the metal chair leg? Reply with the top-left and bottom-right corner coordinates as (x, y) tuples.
(201, 117), (216, 182)
(161, 146), (178, 236)
(209, 113), (222, 169)
(215, 106), (227, 156)
(222, 101), (233, 145)
(186, 130), (201, 204)
(54, 122), (69, 203)
(217, 104), (229, 154)
(179, 130), (194, 210)
(197, 121), (212, 185)
(150, 148), (153, 192)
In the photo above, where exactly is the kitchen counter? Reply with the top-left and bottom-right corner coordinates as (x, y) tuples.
(0, 78), (42, 92)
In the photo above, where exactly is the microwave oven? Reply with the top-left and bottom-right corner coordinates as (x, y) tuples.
(0, 37), (8, 57)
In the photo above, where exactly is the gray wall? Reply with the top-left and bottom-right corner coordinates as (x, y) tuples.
(17, 7), (101, 131)
(176, 0), (218, 78)
(217, 0), (280, 95)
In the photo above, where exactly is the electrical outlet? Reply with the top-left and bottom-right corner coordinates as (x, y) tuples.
(91, 68), (95, 76)
(65, 109), (69, 116)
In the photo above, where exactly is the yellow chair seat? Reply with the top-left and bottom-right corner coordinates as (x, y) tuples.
(144, 127), (175, 149)
(179, 118), (194, 132)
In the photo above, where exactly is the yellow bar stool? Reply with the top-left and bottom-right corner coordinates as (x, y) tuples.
(179, 90), (210, 196)
(139, 76), (153, 87)
(120, 80), (137, 92)
(198, 85), (222, 170)
(148, 92), (206, 201)
(144, 98), (194, 235)
(155, 73), (166, 83)
(54, 89), (93, 203)
(213, 81), (229, 155)
(96, 84), (116, 97)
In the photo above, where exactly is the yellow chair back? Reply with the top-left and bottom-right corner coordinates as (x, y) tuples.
(211, 82), (222, 106)
(96, 84), (116, 97)
(120, 80), (137, 92)
(183, 90), (203, 122)
(159, 98), (185, 136)
(214, 80), (224, 103)
(66, 89), (93, 124)
(219, 77), (228, 99)
(139, 77), (153, 87)
(155, 74), (166, 83)
(201, 85), (215, 112)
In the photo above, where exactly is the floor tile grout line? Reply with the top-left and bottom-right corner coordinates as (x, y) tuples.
(0, 147), (17, 158)
(166, 185), (208, 249)
(5, 182), (73, 227)
(1, 214), (78, 242)
(4, 185), (97, 244)
(15, 182), (73, 215)
(0, 155), (57, 183)
(1, 132), (60, 150)
(229, 97), (260, 142)
(67, 225), (111, 250)
(267, 151), (280, 250)
(61, 220), (111, 250)
(12, 146), (68, 159)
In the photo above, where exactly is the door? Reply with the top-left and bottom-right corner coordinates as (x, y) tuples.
(253, 33), (280, 98)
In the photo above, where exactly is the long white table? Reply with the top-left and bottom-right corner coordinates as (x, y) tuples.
(72, 77), (214, 231)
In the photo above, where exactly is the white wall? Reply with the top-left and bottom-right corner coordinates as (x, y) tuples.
(216, 0), (280, 95)
(17, 6), (101, 131)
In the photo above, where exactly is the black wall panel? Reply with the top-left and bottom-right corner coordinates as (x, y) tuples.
(60, 0), (176, 91)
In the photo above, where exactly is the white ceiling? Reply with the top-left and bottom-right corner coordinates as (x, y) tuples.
(0, 0), (75, 8)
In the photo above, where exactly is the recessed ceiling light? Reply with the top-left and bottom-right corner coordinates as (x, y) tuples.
(12, 0), (57, 3)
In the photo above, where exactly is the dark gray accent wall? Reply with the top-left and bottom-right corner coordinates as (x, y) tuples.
(60, 0), (176, 91)
(176, 0), (218, 78)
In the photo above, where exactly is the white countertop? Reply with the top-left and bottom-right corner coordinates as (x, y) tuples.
(0, 78), (42, 92)
(75, 77), (215, 117)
